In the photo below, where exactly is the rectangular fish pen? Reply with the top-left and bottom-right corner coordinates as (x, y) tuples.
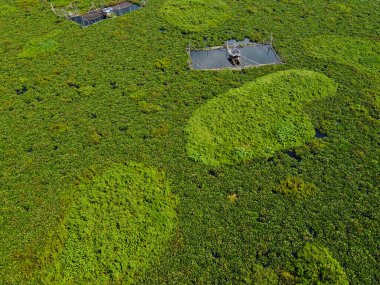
(188, 38), (282, 70)
(51, 2), (142, 28)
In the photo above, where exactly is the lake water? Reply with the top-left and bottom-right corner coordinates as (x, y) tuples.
(315, 129), (327, 138)
(190, 39), (281, 70)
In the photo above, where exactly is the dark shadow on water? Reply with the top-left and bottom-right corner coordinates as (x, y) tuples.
(286, 150), (302, 162)
(315, 129), (327, 138)
(208, 169), (219, 178)
(16, 86), (28, 95)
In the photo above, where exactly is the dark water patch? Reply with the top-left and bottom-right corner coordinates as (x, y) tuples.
(257, 212), (270, 223)
(22, 205), (30, 212)
(267, 156), (274, 163)
(69, 2), (141, 28)
(286, 150), (302, 162)
(208, 169), (219, 177)
(315, 129), (327, 138)
(307, 225), (317, 238)
(67, 82), (79, 88)
(16, 86), (28, 95)
(211, 251), (221, 259)
(361, 211), (374, 220)
(118, 126), (128, 132)
(189, 39), (281, 70)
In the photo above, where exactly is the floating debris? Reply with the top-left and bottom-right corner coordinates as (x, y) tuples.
(188, 38), (282, 70)
(227, 43), (241, 66)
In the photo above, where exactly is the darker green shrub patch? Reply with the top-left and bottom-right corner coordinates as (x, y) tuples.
(185, 70), (337, 166)
(295, 243), (349, 285)
(302, 36), (380, 74)
(39, 163), (177, 284)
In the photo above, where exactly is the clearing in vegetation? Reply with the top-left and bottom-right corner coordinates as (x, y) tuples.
(185, 70), (337, 166)
(36, 163), (177, 284)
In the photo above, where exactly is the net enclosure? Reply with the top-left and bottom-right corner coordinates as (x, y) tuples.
(188, 39), (282, 70)
(67, 2), (141, 28)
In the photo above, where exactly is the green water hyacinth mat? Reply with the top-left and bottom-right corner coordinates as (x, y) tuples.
(302, 35), (380, 74)
(37, 163), (177, 284)
(185, 70), (338, 166)
(160, 0), (230, 32)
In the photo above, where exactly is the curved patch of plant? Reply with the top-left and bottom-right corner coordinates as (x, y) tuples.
(39, 163), (178, 284)
(185, 69), (337, 166)
(295, 243), (349, 285)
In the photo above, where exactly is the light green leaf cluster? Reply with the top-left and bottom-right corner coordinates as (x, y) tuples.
(18, 30), (62, 59)
(296, 243), (349, 285)
(40, 163), (177, 284)
(185, 70), (337, 165)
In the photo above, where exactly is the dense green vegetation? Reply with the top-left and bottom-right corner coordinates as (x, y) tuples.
(0, 0), (379, 284)
(302, 36), (380, 74)
(160, 0), (230, 32)
(37, 163), (177, 284)
(186, 70), (337, 165)
(295, 243), (349, 285)
(18, 30), (62, 59)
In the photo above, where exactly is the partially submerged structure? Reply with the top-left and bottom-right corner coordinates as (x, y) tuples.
(227, 42), (241, 66)
(51, 2), (142, 28)
(188, 38), (282, 70)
